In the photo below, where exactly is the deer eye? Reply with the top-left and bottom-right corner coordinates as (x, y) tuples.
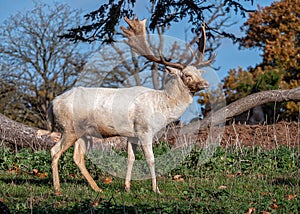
(184, 74), (193, 80)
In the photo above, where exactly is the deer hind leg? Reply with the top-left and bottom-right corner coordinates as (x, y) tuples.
(125, 137), (137, 192)
(73, 138), (102, 192)
(140, 135), (160, 193)
(51, 132), (77, 194)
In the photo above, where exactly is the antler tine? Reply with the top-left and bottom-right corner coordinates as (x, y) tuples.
(182, 35), (200, 66)
(121, 17), (185, 70)
(191, 23), (216, 68)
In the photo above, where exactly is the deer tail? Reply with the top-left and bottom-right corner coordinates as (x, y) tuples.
(47, 102), (55, 132)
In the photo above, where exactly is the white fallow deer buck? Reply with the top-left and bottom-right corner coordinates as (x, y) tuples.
(48, 17), (215, 195)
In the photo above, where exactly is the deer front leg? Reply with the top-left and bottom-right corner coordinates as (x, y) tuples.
(51, 133), (77, 195)
(73, 138), (102, 192)
(125, 138), (137, 192)
(140, 135), (160, 194)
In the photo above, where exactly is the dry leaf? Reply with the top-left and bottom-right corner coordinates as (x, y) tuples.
(68, 174), (76, 178)
(270, 203), (279, 210)
(7, 164), (20, 174)
(285, 194), (297, 200)
(38, 172), (48, 178)
(245, 207), (255, 214)
(103, 177), (112, 184)
(236, 171), (242, 176)
(32, 169), (39, 174)
(173, 175), (184, 182)
(218, 185), (227, 189)
(261, 211), (270, 214)
(227, 174), (235, 178)
(93, 200), (99, 206)
(173, 174), (182, 180)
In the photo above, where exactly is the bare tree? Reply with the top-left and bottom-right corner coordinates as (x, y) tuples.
(0, 2), (90, 128)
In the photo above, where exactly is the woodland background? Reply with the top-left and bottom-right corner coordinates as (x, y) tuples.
(0, 1), (299, 213)
(0, 0), (299, 130)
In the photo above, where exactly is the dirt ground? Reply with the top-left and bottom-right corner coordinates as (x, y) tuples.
(198, 121), (300, 149)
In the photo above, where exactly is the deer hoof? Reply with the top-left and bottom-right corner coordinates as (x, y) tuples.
(95, 188), (103, 193)
(124, 185), (131, 192)
(153, 188), (161, 194)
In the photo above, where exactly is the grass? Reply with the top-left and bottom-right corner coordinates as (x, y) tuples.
(0, 144), (299, 213)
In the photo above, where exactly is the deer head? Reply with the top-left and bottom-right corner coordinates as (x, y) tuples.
(121, 17), (215, 93)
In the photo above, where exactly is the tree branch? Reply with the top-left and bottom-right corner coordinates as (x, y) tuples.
(180, 87), (300, 136)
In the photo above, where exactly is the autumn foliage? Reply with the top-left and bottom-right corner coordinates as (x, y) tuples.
(223, 0), (300, 121)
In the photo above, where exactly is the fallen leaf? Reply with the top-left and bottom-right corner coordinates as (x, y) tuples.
(38, 172), (48, 178)
(93, 200), (99, 206)
(7, 164), (20, 174)
(68, 174), (76, 178)
(218, 185), (227, 189)
(236, 171), (242, 176)
(285, 194), (297, 200)
(173, 175), (184, 182)
(270, 203), (279, 210)
(32, 169), (39, 174)
(245, 207), (255, 214)
(227, 174), (235, 178)
(261, 211), (270, 214)
(103, 177), (112, 184)
(173, 174), (182, 180)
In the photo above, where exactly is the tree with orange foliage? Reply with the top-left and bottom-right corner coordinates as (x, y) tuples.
(223, 0), (300, 121)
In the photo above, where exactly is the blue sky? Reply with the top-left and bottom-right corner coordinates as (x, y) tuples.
(0, 0), (275, 79)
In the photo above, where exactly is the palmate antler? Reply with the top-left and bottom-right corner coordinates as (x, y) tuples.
(190, 23), (217, 68)
(121, 17), (185, 70)
(121, 17), (216, 70)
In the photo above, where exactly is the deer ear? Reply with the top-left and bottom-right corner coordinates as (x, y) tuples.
(166, 66), (182, 76)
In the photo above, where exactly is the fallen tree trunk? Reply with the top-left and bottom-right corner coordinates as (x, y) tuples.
(179, 87), (300, 135)
(1, 87), (299, 150)
(0, 113), (56, 151)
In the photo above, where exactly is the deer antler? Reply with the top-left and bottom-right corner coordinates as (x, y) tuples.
(121, 17), (185, 70)
(121, 17), (216, 70)
(191, 23), (217, 68)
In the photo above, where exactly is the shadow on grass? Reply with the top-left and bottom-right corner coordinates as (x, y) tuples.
(0, 176), (93, 188)
(271, 176), (300, 186)
(18, 197), (164, 214)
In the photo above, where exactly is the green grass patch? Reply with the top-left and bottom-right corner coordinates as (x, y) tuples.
(0, 144), (299, 213)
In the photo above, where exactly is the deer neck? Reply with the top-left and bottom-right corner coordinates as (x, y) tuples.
(161, 76), (193, 121)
